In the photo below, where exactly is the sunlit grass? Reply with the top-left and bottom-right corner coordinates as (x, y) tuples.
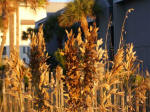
(0, 9), (150, 112)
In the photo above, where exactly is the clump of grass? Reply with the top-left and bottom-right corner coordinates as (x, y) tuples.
(5, 50), (31, 112)
(1, 9), (150, 112)
(29, 25), (52, 111)
(57, 9), (150, 112)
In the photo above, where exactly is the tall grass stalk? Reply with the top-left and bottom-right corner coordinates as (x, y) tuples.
(0, 9), (150, 112)
(29, 25), (51, 111)
(4, 50), (31, 112)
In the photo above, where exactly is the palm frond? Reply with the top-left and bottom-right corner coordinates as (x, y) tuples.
(59, 0), (94, 27)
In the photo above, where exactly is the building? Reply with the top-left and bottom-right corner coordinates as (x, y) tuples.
(0, 1), (67, 63)
(0, 4), (47, 63)
(46, 2), (67, 16)
(34, 0), (150, 71)
(95, 0), (150, 70)
(113, 0), (150, 70)
(36, 2), (68, 54)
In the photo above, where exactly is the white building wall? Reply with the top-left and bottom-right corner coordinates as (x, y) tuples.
(19, 6), (47, 22)
(19, 6), (46, 46)
(0, 5), (47, 63)
(19, 6), (46, 63)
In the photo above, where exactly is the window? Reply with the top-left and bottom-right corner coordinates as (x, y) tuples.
(3, 47), (6, 55)
(23, 47), (25, 53)
(22, 31), (28, 40)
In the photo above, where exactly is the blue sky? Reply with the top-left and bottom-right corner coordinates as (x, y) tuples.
(49, 0), (72, 2)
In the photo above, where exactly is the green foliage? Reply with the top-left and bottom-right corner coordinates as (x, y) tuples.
(93, 1), (102, 24)
(54, 49), (66, 69)
(22, 27), (38, 40)
(0, 64), (5, 70)
(43, 14), (65, 42)
(93, 1), (102, 16)
(123, 74), (144, 92)
(59, 0), (95, 27)
(37, 0), (47, 7)
(135, 75), (144, 85)
(47, 54), (59, 71)
(24, 76), (29, 85)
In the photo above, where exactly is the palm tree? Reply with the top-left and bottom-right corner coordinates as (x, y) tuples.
(58, 0), (95, 37)
(0, 0), (47, 61)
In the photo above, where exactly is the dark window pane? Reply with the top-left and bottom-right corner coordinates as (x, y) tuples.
(3, 47), (6, 55)
(27, 47), (30, 53)
(23, 47), (26, 53)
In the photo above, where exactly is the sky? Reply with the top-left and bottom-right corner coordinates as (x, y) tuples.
(49, 0), (72, 2)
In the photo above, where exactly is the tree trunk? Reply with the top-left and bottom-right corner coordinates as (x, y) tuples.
(1, 9), (9, 112)
(80, 16), (90, 38)
(9, 13), (14, 56)
(16, 5), (20, 56)
(0, 11), (8, 62)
